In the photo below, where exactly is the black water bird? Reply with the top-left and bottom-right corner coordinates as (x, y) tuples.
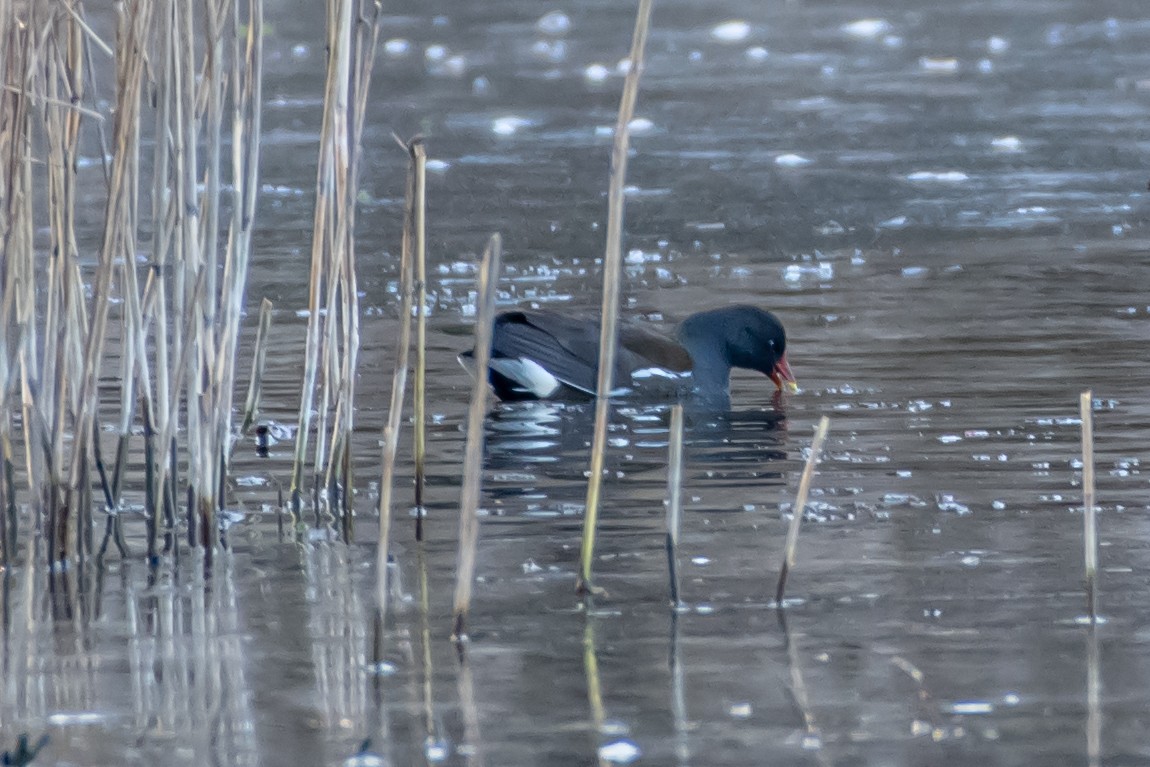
(459, 304), (796, 406)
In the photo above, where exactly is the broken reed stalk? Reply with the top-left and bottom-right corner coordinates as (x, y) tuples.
(665, 404), (684, 608)
(241, 298), (274, 434)
(412, 140), (429, 536)
(451, 233), (502, 641)
(775, 416), (831, 605)
(1079, 390), (1097, 622)
(372, 168), (420, 661)
(576, 0), (654, 596)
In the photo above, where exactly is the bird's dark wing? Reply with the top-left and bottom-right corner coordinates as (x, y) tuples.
(491, 311), (601, 394)
(490, 311), (691, 395)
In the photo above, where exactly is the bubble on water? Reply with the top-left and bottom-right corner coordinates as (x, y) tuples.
(531, 39), (567, 62)
(745, 46), (769, 61)
(879, 215), (908, 228)
(992, 500), (1006, 510)
(987, 36), (1009, 54)
(425, 44), (448, 62)
(938, 434), (962, 444)
(711, 20), (751, 42)
(292, 44), (310, 59)
(691, 556), (711, 566)
(841, 18), (891, 39)
(948, 701), (994, 715)
(522, 559), (543, 574)
(584, 63), (611, 83)
(536, 11), (571, 36)
(961, 555), (981, 566)
(383, 38), (410, 57)
(492, 116), (533, 136)
(978, 58), (994, 74)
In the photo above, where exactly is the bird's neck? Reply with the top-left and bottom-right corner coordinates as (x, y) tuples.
(682, 342), (732, 394)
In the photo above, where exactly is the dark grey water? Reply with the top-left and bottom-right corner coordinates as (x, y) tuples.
(4, 0), (1150, 765)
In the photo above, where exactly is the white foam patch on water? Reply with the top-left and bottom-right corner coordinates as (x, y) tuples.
(628, 117), (655, 134)
(599, 740), (641, 764)
(783, 262), (833, 282)
(907, 170), (969, 182)
(991, 135), (1023, 152)
(745, 46), (769, 61)
(711, 20), (751, 42)
(919, 56), (959, 73)
(492, 116), (533, 136)
(842, 19), (892, 39)
(948, 701), (995, 715)
(775, 153), (812, 167)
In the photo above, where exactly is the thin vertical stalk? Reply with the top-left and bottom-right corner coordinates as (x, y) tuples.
(451, 234), (502, 641)
(664, 404), (684, 609)
(241, 298), (274, 434)
(775, 416), (830, 604)
(372, 184), (417, 660)
(576, 0), (654, 595)
(1080, 390), (1097, 622)
(412, 140), (428, 537)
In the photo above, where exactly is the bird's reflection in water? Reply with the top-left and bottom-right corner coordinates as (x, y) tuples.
(480, 397), (791, 508)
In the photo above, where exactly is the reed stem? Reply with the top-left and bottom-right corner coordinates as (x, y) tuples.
(775, 416), (830, 605)
(241, 298), (274, 434)
(451, 234), (502, 641)
(665, 404), (684, 608)
(1080, 390), (1097, 622)
(412, 140), (429, 535)
(576, 0), (654, 596)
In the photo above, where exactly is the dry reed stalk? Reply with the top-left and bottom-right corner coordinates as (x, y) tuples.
(62, 0), (152, 566)
(412, 140), (429, 538)
(0, 6), (33, 562)
(290, 0), (344, 520)
(775, 416), (830, 604)
(293, 0), (378, 530)
(211, 0), (264, 502)
(451, 233), (502, 641)
(664, 404), (684, 608)
(576, 0), (654, 595)
(1080, 390), (1097, 622)
(241, 298), (274, 434)
(372, 163), (418, 659)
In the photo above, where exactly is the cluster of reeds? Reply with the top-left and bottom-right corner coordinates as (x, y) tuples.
(0, 0), (388, 570)
(289, 0), (382, 539)
(0, 0), (268, 567)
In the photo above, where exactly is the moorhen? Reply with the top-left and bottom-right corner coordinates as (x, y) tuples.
(459, 304), (796, 405)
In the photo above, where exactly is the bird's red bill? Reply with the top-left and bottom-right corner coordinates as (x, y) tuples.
(770, 353), (798, 393)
